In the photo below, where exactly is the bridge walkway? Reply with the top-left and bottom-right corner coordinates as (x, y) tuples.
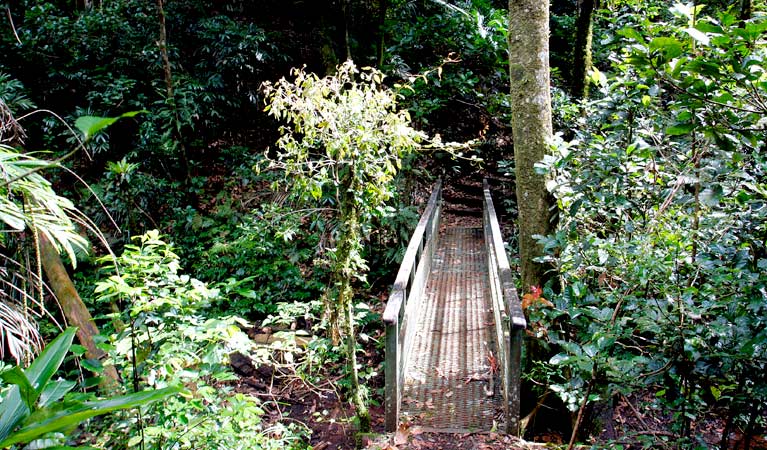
(402, 227), (499, 431)
(383, 179), (526, 435)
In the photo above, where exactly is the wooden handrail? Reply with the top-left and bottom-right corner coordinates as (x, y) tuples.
(383, 178), (442, 432)
(482, 179), (526, 435)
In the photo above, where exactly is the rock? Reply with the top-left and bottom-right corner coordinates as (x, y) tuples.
(230, 351), (256, 377)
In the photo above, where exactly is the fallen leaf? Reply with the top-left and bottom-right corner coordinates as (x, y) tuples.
(464, 373), (490, 384)
(487, 353), (499, 374)
(394, 423), (410, 446)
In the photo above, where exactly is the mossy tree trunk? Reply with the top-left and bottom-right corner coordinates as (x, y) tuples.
(508, 0), (555, 294)
(39, 235), (120, 386)
(572, 0), (596, 99)
(329, 186), (371, 433)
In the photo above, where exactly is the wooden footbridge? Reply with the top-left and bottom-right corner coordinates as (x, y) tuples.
(383, 179), (527, 435)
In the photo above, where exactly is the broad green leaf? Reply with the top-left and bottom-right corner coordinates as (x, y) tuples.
(79, 358), (103, 374)
(0, 367), (37, 411)
(37, 379), (76, 409)
(617, 27), (645, 43)
(710, 385), (721, 401)
(676, 111), (693, 122)
(666, 122), (696, 136)
(695, 22), (722, 34)
(0, 199), (27, 230)
(650, 37), (684, 61)
(549, 353), (570, 365)
(75, 111), (146, 141)
(68, 344), (86, 357)
(75, 116), (119, 141)
(684, 27), (710, 46)
(0, 386), (182, 448)
(0, 328), (76, 442)
(700, 184), (724, 207)
(687, 59), (721, 77)
(25, 328), (77, 391)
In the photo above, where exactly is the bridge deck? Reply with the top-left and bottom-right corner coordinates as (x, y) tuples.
(401, 227), (501, 432)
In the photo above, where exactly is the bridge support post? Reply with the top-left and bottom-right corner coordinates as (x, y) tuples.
(509, 327), (523, 435)
(384, 291), (402, 432)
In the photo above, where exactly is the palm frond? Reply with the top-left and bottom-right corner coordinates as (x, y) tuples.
(0, 299), (42, 364)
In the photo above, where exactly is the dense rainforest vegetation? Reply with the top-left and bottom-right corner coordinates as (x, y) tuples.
(0, 0), (765, 448)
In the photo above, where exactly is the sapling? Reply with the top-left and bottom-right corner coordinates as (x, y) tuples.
(263, 61), (468, 431)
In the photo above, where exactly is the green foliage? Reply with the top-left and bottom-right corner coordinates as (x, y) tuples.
(0, 144), (98, 364)
(534, 3), (767, 446)
(189, 15), (275, 106)
(385, 0), (509, 130)
(198, 205), (325, 317)
(90, 231), (310, 449)
(0, 146), (88, 264)
(264, 61), (425, 214)
(74, 111), (146, 143)
(365, 199), (421, 277)
(0, 73), (36, 114)
(263, 60), (427, 292)
(1, 1), (277, 238)
(264, 60), (431, 431)
(0, 328), (178, 449)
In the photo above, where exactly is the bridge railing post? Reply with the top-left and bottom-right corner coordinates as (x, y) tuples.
(384, 288), (403, 433)
(383, 179), (442, 432)
(482, 179), (527, 436)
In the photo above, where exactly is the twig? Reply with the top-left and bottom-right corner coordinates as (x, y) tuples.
(638, 358), (672, 379)
(6, 7), (21, 45)
(621, 394), (673, 450)
(621, 394), (651, 430)
(567, 379), (593, 450)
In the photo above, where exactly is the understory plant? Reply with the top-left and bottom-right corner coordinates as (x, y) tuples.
(195, 203), (326, 317)
(89, 231), (309, 449)
(263, 61), (434, 432)
(0, 327), (178, 449)
(532, 3), (767, 447)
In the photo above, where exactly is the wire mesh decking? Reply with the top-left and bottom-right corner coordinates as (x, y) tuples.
(384, 179), (524, 434)
(401, 227), (501, 432)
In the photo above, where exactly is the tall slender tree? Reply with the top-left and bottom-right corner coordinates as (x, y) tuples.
(572, 0), (596, 99)
(508, 0), (555, 293)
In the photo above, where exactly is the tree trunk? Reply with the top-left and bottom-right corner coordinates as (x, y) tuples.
(329, 197), (370, 432)
(377, 0), (388, 67)
(156, 0), (174, 99)
(342, 0), (352, 61)
(571, 0), (595, 99)
(508, 0), (555, 294)
(740, 0), (752, 21)
(155, 0), (191, 184)
(39, 235), (120, 386)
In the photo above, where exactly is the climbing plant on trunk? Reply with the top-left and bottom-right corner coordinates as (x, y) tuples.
(263, 61), (426, 432)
